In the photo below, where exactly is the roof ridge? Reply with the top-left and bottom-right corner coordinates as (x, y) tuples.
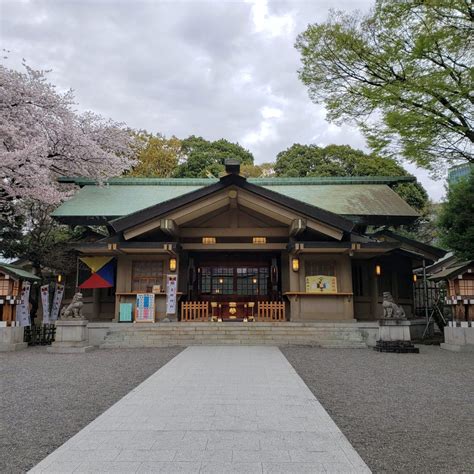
(58, 176), (416, 186)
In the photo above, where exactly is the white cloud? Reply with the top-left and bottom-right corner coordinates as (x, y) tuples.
(261, 106), (283, 119)
(248, 0), (295, 38)
(0, 0), (446, 201)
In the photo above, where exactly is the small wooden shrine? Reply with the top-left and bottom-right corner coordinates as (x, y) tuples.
(431, 260), (474, 321)
(0, 264), (40, 325)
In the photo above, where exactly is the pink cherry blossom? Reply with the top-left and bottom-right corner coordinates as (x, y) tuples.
(0, 63), (138, 214)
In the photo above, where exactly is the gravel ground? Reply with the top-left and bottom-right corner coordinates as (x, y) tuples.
(0, 346), (182, 473)
(282, 345), (474, 474)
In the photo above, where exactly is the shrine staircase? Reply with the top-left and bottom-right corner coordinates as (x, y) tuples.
(99, 321), (370, 349)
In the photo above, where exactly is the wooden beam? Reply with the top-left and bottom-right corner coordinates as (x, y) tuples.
(289, 218), (306, 237)
(180, 227), (288, 238)
(181, 243), (287, 251)
(159, 219), (177, 236)
(237, 190), (343, 240)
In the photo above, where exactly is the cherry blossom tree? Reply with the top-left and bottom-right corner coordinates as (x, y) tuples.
(0, 62), (138, 214)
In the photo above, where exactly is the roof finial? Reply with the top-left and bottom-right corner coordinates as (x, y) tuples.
(224, 159), (240, 175)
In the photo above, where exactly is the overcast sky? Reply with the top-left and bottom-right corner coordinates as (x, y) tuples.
(1, 0), (444, 200)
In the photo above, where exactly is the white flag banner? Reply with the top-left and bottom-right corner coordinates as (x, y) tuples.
(50, 284), (65, 321)
(41, 284), (50, 324)
(16, 281), (31, 327)
(166, 275), (178, 315)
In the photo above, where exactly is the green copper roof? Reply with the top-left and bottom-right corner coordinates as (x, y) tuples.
(52, 179), (418, 221)
(58, 176), (416, 186)
(0, 263), (41, 281)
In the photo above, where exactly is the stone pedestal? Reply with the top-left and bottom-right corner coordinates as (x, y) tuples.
(0, 326), (27, 352)
(441, 323), (474, 352)
(47, 320), (93, 353)
(374, 319), (419, 353)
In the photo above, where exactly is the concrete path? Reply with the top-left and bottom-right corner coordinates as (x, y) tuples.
(30, 346), (370, 473)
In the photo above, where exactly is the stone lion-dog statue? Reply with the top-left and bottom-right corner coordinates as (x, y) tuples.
(382, 292), (406, 319)
(60, 292), (85, 320)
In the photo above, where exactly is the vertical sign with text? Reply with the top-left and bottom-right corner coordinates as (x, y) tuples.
(50, 284), (65, 321)
(16, 281), (31, 327)
(166, 275), (178, 315)
(40, 285), (50, 324)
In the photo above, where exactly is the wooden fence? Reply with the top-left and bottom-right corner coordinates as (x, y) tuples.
(180, 300), (286, 322)
(257, 301), (286, 321)
(181, 301), (209, 321)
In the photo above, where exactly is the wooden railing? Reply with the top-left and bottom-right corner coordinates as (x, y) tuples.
(181, 301), (209, 321)
(257, 301), (286, 322)
(180, 300), (286, 322)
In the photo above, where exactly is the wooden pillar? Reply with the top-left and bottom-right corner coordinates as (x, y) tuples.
(370, 266), (379, 320)
(92, 288), (100, 320)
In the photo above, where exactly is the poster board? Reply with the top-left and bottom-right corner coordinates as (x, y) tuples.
(305, 275), (338, 294)
(119, 303), (133, 322)
(166, 275), (178, 315)
(135, 293), (155, 322)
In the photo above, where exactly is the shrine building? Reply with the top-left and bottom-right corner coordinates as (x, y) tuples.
(52, 160), (445, 325)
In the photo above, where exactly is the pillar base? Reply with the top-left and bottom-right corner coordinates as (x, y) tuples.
(47, 320), (93, 354)
(374, 319), (419, 353)
(0, 327), (27, 352)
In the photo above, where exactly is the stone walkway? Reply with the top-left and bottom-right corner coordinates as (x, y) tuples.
(30, 346), (370, 473)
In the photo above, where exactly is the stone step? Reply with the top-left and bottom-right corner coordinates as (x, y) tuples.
(100, 324), (367, 349)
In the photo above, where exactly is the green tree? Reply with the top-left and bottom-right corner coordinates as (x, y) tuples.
(128, 133), (181, 178)
(0, 201), (78, 278)
(295, 0), (473, 172)
(175, 136), (254, 178)
(274, 144), (428, 211)
(438, 171), (474, 259)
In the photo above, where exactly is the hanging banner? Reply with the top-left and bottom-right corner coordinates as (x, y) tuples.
(40, 284), (50, 324)
(135, 293), (155, 322)
(50, 283), (65, 321)
(78, 257), (115, 289)
(16, 281), (31, 327)
(166, 274), (178, 315)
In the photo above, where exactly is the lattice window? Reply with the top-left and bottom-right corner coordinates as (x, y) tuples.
(305, 260), (336, 277)
(198, 266), (270, 296)
(459, 278), (474, 296)
(0, 279), (11, 296)
(212, 267), (234, 295)
(132, 261), (164, 292)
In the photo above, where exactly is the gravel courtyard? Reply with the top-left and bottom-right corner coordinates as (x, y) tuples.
(1, 345), (473, 473)
(0, 346), (182, 473)
(282, 345), (474, 474)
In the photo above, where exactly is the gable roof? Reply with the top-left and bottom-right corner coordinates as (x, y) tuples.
(370, 230), (447, 262)
(429, 260), (474, 281)
(0, 263), (41, 281)
(111, 173), (354, 234)
(52, 176), (419, 226)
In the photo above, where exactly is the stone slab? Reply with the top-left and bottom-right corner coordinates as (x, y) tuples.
(0, 326), (27, 352)
(30, 346), (370, 473)
(0, 341), (28, 352)
(47, 345), (94, 354)
(440, 342), (474, 353)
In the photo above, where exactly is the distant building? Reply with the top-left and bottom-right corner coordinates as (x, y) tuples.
(447, 163), (473, 185)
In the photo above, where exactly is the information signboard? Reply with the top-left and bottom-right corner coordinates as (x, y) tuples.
(305, 275), (338, 294)
(135, 293), (155, 322)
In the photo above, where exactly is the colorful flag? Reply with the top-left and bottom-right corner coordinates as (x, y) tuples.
(78, 257), (115, 289)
